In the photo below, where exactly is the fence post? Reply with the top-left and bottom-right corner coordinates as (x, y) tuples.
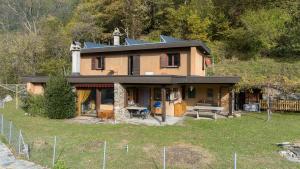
(163, 146), (166, 169)
(125, 144), (128, 154)
(102, 141), (107, 169)
(9, 121), (12, 144)
(52, 136), (57, 167)
(234, 152), (237, 169)
(18, 130), (21, 154)
(1, 114), (3, 134)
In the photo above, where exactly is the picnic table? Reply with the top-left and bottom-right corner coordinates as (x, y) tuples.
(193, 106), (224, 119)
(125, 106), (149, 119)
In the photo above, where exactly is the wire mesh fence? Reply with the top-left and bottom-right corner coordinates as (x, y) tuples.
(0, 113), (251, 169)
(0, 113), (29, 160)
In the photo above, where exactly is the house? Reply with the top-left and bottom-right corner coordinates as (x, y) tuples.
(23, 28), (240, 122)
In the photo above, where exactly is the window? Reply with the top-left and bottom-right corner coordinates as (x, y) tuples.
(154, 88), (161, 101)
(101, 88), (114, 104)
(188, 86), (196, 98)
(96, 56), (104, 70)
(167, 53), (180, 67)
(207, 88), (214, 101)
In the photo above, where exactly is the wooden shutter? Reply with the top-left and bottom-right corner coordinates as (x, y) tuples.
(160, 53), (168, 68)
(177, 53), (181, 67)
(91, 57), (96, 70)
(101, 56), (105, 70)
(132, 55), (140, 75)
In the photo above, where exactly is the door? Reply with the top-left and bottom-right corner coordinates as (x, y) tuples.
(220, 86), (230, 112)
(128, 55), (140, 75)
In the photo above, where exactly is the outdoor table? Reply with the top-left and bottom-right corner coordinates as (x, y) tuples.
(125, 106), (149, 119)
(193, 106), (224, 120)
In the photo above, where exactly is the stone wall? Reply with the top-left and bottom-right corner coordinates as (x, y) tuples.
(114, 83), (128, 122)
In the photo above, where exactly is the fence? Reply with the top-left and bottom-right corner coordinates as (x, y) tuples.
(260, 100), (300, 112)
(0, 113), (241, 169)
(0, 114), (29, 160)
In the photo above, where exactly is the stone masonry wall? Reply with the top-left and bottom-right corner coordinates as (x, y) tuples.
(114, 83), (128, 122)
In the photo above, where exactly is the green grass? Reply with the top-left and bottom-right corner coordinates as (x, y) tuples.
(1, 102), (300, 169)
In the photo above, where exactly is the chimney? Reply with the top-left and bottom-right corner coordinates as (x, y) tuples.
(70, 41), (81, 76)
(113, 28), (121, 46)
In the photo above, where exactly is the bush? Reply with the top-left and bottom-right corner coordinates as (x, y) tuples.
(53, 160), (69, 169)
(44, 75), (76, 119)
(22, 95), (45, 116)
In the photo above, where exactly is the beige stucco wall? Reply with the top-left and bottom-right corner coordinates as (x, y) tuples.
(80, 48), (206, 76)
(190, 47), (206, 76)
(26, 83), (44, 95)
(140, 51), (188, 76)
(81, 55), (128, 75)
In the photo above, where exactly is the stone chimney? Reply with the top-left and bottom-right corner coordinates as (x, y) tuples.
(70, 41), (81, 75)
(113, 28), (121, 46)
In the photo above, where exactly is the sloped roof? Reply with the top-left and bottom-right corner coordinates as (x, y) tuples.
(81, 35), (211, 55)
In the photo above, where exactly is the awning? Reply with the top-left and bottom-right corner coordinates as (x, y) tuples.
(74, 83), (113, 88)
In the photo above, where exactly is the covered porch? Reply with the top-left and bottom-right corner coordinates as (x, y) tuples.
(75, 83), (114, 118)
(122, 83), (235, 121)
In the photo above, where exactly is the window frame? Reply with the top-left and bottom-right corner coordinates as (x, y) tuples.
(166, 53), (180, 68)
(96, 56), (104, 70)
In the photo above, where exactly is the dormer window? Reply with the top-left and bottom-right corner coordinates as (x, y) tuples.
(167, 53), (180, 67)
(92, 56), (105, 70)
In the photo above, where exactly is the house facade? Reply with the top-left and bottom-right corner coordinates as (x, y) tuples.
(24, 29), (239, 121)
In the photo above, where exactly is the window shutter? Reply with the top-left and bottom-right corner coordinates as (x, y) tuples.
(177, 54), (181, 67)
(160, 53), (168, 68)
(101, 56), (105, 70)
(91, 57), (96, 70)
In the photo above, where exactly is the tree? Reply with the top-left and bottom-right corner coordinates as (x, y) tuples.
(44, 75), (76, 119)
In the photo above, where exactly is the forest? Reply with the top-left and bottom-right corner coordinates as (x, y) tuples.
(0, 0), (299, 91)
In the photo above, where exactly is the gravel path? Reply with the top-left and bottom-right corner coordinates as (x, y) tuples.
(0, 142), (44, 169)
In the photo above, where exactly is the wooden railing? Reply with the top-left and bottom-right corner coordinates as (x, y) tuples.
(260, 100), (300, 112)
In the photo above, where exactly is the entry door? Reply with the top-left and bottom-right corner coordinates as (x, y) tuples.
(220, 86), (229, 112)
(128, 55), (140, 75)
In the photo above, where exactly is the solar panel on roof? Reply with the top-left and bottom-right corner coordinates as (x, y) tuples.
(84, 42), (109, 48)
(125, 38), (149, 45)
(160, 35), (184, 43)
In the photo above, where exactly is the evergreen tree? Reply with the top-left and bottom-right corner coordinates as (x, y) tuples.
(44, 75), (75, 119)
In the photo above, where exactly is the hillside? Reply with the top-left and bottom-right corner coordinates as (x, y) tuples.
(208, 57), (300, 91)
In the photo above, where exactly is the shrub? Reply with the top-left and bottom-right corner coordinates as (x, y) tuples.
(22, 95), (45, 116)
(53, 160), (69, 169)
(44, 75), (76, 119)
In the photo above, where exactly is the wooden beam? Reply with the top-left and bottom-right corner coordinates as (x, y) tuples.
(161, 87), (166, 122)
(229, 88), (235, 116)
(96, 88), (101, 115)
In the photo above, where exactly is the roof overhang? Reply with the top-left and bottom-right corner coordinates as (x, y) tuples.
(22, 75), (240, 85)
(80, 41), (211, 55)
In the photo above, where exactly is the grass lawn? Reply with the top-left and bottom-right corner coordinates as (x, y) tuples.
(1, 102), (300, 169)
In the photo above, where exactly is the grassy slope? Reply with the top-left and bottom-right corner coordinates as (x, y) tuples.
(208, 57), (300, 89)
(1, 102), (300, 169)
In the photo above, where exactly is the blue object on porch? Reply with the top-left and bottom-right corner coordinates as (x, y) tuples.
(153, 101), (161, 108)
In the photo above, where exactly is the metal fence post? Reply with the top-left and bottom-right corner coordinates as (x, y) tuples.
(102, 141), (107, 169)
(126, 144), (128, 154)
(52, 136), (57, 167)
(1, 114), (3, 134)
(18, 130), (21, 154)
(163, 146), (166, 169)
(234, 152), (237, 169)
(9, 121), (12, 144)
